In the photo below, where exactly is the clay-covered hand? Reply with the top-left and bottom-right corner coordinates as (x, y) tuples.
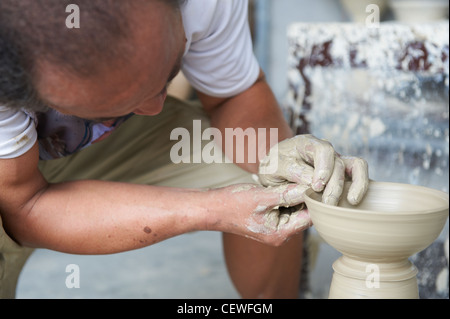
(258, 134), (369, 205)
(217, 184), (312, 246)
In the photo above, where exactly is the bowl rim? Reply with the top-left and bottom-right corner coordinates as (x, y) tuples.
(304, 181), (449, 216)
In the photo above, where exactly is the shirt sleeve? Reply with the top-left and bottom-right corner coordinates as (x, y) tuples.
(0, 105), (37, 159)
(181, 0), (260, 98)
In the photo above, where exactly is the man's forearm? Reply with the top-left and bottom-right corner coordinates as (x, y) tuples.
(7, 180), (213, 254)
(199, 72), (294, 174)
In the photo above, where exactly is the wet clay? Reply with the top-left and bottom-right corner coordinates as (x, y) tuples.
(304, 181), (449, 299)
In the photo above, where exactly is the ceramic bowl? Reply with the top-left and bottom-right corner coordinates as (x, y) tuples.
(304, 181), (449, 261)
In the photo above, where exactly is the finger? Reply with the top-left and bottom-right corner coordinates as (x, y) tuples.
(311, 145), (335, 192)
(283, 160), (314, 186)
(258, 149), (283, 185)
(278, 208), (312, 233)
(258, 171), (285, 186)
(260, 183), (308, 209)
(262, 158), (314, 187)
(268, 157), (314, 186)
(277, 183), (309, 207)
(322, 156), (345, 205)
(278, 212), (290, 226)
(341, 156), (369, 205)
(264, 210), (280, 231)
(295, 135), (335, 192)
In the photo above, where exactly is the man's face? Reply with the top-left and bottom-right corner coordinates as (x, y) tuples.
(35, 2), (186, 120)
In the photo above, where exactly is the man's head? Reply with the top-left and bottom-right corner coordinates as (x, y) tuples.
(0, 0), (186, 118)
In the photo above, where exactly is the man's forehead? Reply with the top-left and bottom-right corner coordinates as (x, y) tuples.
(35, 3), (184, 117)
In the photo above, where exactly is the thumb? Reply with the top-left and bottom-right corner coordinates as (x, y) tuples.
(271, 183), (309, 208)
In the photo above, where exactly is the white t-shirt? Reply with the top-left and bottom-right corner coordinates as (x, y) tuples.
(0, 0), (259, 159)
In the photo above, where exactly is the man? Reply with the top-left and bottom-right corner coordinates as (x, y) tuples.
(0, 0), (368, 298)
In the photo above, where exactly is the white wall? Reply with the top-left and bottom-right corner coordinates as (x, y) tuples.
(255, 0), (350, 102)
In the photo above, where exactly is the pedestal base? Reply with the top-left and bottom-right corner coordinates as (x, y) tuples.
(328, 256), (419, 299)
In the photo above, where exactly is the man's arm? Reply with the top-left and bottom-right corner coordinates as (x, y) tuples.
(198, 70), (293, 174)
(0, 141), (309, 254)
(0, 143), (212, 253)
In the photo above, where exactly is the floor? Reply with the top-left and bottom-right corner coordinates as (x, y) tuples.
(16, 227), (337, 299)
(16, 231), (240, 299)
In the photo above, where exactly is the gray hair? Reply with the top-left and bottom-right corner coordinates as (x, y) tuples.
(0, 0), (184, 111)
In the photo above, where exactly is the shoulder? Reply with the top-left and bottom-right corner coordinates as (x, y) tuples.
(181, 0), (249, 45)
(180, 0), (259, 97)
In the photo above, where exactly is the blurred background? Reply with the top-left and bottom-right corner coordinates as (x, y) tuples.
(17, 0), (449, 299)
